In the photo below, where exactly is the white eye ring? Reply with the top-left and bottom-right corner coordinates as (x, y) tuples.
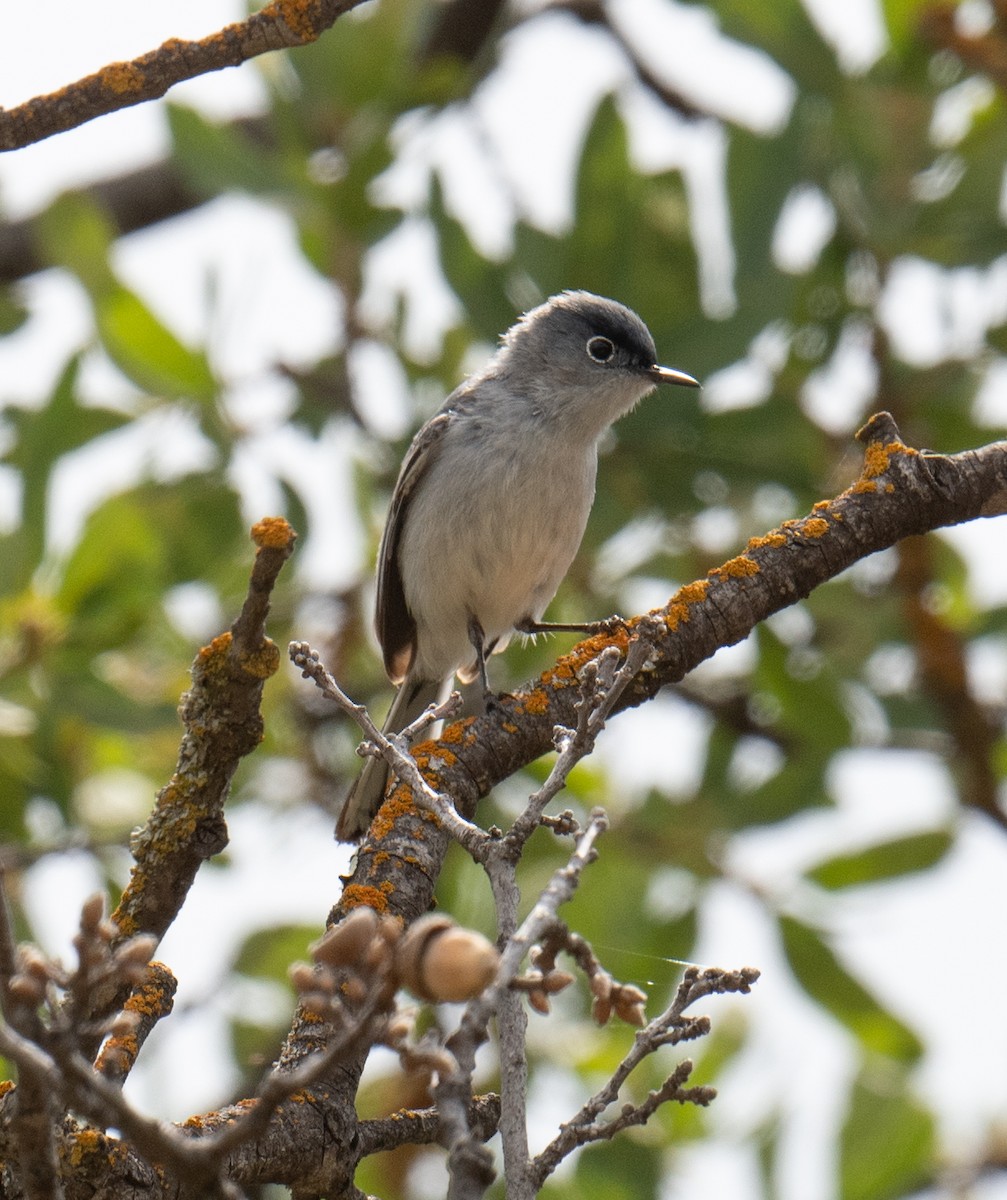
(586, 336), (615, 363)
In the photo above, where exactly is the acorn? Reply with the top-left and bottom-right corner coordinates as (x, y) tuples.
(312, 907), (381, 968)
(396, 915), (500, 1003)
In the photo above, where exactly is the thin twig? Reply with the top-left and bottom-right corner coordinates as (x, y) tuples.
(504, 625), (660, 851)
(532, 965), (760, 1185)
(289, 641), (488, 854)
(435, 814), (609, 1200)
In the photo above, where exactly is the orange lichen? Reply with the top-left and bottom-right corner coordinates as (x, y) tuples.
(342, 882), (395, 913)
(747, 531), (787, 551)
(251, 515), (296, 550)
(861, 439), (917, 479)
(368, 779), (443, 838)
(861, 441), (889, 478)
(665, 579), (709, 630)
(678, 580), (711, 604)
(114, 909), (138, 937)
(123, 964), (173, 1013)
(101, 61), (145, 95)
(852, 479), (877, 493)
(94, 1031), (138, 1077)
(800, 517), (830, 538)
(272, 0), (322, 41)
(712, 555), (760, 579)
(197, 631), (232, 666)
(0, 1080), (13, 1098)
(439, 719), (474, 745)
(523, 688), (551, 715)
(239, 638), (280, 679)
(547, 660), (579, 684)
(67, 1129), (113, 1167)
(414, 744), (457, 771)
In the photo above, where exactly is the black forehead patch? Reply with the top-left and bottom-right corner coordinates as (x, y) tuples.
(552, 292), (657, 366)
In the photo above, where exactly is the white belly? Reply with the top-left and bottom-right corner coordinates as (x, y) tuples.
(399, 431), (597, 680)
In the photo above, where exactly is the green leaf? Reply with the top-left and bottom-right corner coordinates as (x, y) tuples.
(94, 285), (216, 401)
(0, 733), (40, 837)
(902, 93), (1007, 264)
(0, 290), (28, 336)
(840, 1064), (934, 1200)
(880, 0), (945, 75)
(57, 478), (242, 648)
(433, 95), (703, 370)
(726, 117), (802, 336)
(232, 924), (318, 982)
(713, 0), (843, 97)
(286, 0), (437, 111)
(545, 94), (701, 330)
(57, 493), (165, 645)
(36, 191), (117, 291)
(779, 914), (922, 1061)
(167, 104), (290, 198)
(35, 190), (216, 401)
(2, 357), (128, 579)
(573, 1137), (662, 1200)
(808, 830), (953, 888)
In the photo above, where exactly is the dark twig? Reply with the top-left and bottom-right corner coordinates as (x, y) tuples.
(553, 0), (705, 119)
(0, 879), (64, 1200)
(531, 965), (760, 1186)
(94, 962), (177, 1083)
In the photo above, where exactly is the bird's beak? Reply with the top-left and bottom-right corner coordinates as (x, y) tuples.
(649, 364), (701, 388)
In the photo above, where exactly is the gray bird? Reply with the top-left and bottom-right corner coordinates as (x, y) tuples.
(337, 290), (699, 839)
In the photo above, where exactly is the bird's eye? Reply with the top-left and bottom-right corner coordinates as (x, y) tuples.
(586, 336), (615, 363)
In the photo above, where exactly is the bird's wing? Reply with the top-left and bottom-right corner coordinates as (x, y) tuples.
(375, 409), (454, 684)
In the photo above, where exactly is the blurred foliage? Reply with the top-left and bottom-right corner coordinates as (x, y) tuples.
(1, 0), (1006, 1196)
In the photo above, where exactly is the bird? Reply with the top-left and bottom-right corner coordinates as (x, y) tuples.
(337, 290), (699, 839)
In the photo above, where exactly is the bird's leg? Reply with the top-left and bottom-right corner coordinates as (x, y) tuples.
(516, 615), (625, 636)
(467, 615), (498, 711)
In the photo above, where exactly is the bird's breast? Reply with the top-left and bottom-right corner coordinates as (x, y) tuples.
(399, 428), (597, 676)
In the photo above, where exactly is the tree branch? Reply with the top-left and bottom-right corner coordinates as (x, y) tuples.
(335, 417), (1007, 915)
(0, 2), (369, 152)
(83, 519), (296, 1048)
(532, 965), (759, 1185)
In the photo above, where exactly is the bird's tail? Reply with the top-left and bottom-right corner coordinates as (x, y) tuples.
(336, 675), (444, 840)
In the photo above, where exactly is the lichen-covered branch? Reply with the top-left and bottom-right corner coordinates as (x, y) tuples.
(90, 519), (295, 1042)
(0, 2), (368, 151)
(334, 416), (1007, 925)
